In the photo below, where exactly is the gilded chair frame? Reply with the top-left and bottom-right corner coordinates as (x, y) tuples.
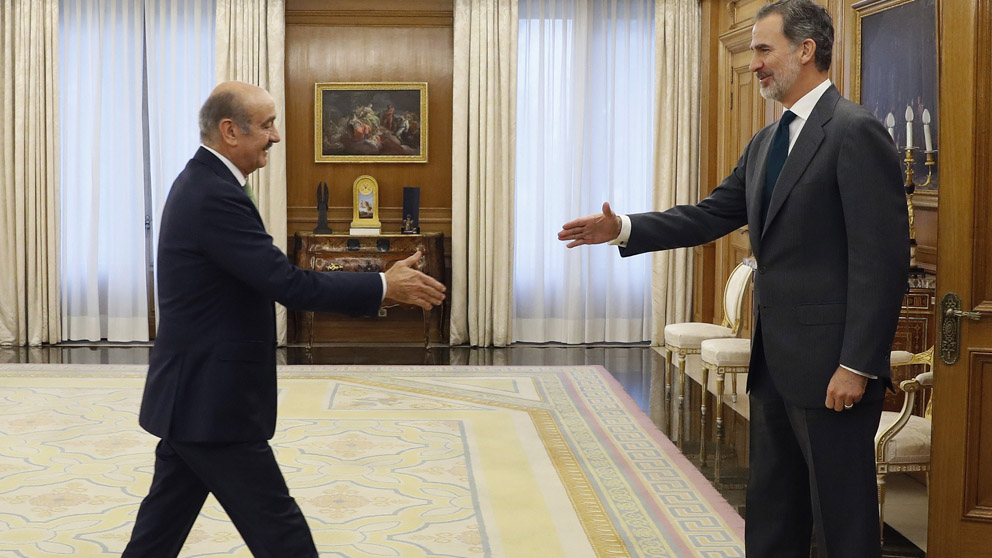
(875, 346), (934, 542)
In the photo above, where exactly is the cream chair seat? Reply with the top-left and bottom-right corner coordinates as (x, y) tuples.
(663, 262), (753, 406)
(875, 346), (933, 544)
(699, 337), (751, 430)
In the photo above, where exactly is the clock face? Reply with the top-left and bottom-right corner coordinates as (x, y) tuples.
(358, 181), (374, 195)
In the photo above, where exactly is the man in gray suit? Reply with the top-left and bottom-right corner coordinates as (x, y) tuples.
(559, 1), (908, 556)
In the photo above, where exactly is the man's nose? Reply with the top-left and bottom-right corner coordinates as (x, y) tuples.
(271, 127), (281, 143)
(748, 56), (761, 73)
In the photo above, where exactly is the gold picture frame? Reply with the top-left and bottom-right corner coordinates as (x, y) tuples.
(314, 82), (428, 163)
(351, 175), (382, 232)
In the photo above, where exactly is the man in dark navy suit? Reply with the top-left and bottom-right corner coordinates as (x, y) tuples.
(122, 81), (446, 558)
(559, 1), (908, 556)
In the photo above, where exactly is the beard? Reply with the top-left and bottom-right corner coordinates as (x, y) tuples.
(758, 52), (801, 102)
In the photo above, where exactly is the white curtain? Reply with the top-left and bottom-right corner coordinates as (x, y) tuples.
(59, 0), (214, 342)
(144, 0), (216, 328)
(651, 0), (699, 345)
(215, 0), (288, 345)
(0, 0), (61, 346)
(60, 0), (149, 341)
(451, 0), (518, 347)
(513, 0), (654, 343)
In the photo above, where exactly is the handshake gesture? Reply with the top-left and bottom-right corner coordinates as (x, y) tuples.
(557, 202), (622, 248)
(383, 251), (446, 309)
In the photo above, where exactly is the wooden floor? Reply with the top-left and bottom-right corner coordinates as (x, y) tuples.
(0, 342), (925, 557)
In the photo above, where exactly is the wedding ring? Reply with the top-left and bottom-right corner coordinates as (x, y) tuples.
(844, 403), (854, 409)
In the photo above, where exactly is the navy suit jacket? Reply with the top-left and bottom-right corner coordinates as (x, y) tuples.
(140, 147), (382, 442)
(620, 86), (910, 408)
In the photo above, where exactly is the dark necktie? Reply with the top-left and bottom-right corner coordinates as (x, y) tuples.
(761, 110), (797, 223)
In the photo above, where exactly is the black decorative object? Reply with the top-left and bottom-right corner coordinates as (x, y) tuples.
(313, 181), (333, 234)
(401, 186), (421, 234)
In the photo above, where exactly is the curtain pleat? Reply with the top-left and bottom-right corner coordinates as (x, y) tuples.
(451, 0), (518, 347)
(215, 0), (288, 345)
(0, 0), (61, 346)
(651, 0), (699, 345)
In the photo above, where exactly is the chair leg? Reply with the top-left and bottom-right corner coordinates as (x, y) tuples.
(716, 371), (725, 432)
(877, 472), (886, 545)
(677, 352), (687, 407)
(701, 364), (710, 420)
(664, 347), (673, 400)
(731, 373), (738, 403)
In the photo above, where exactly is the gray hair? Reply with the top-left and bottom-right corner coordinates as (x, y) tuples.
(756, 0), (834, 72)
(198, 90), (252, 143)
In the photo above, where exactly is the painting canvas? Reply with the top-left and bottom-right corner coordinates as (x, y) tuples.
(856, 0), (938, 193)
(315, 82), (427, 163)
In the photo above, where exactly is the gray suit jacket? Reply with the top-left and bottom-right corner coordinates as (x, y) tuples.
(621, 86), (909, 408)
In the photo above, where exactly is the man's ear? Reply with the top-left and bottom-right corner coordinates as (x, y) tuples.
(800, 38), (817, 65)
(218, 119), (238, 147)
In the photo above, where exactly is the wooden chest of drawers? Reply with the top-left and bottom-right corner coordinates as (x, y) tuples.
(292, 232), (445, 346)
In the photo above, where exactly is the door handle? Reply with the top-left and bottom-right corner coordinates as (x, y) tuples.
(939, 292), (984, 365)
(945, 307), (982, 321)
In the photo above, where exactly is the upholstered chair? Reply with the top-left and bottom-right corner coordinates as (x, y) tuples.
(663, 262), (752, 408)
(699, 337), (751, 431)
(876, 346), (934, 543)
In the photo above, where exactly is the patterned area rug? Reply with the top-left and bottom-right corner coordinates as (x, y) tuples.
(0, 364), (744, 557)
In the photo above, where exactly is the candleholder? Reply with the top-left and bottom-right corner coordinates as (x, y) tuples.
(901, 146), (936, 274)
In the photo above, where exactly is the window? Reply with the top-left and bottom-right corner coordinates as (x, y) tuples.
(59, 0), (215, 341)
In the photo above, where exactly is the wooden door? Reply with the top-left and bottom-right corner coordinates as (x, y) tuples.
(928, 0), (992, 554)
(715, 22), (768, 338)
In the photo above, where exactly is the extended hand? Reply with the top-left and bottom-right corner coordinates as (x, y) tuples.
(824, 366), (868, 412)
(383, 251), (446, 310)
(557, 202), (622, 248)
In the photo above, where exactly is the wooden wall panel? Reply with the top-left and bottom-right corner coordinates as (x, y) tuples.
(965, 353), (992, 519)
(284, 10), (453, 236)
(284, 0), (454, 343)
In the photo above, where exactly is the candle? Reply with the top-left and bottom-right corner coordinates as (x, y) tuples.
(885, 112), (896, 143)
(922, 108), (933, 152)
(905, 106), (914, 149)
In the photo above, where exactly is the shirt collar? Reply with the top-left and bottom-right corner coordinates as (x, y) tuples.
(201, 144), (247, 186)
(786, 78), (832, 121)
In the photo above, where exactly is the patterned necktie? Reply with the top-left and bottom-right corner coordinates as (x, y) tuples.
(243, 181), (257, 208)
(761, 110), (797, 224)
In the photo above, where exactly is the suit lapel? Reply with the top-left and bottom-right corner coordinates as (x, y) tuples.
(761, 86), (839, 236)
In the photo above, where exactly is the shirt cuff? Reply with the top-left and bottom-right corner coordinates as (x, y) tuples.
(608, 214), (632, 247)
(379, 272), (387, 303)
(841, 364), (878, 380)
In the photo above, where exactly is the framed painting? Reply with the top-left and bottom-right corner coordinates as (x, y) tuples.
(854, 0), (939, 198)
(314, 82), (428, 163)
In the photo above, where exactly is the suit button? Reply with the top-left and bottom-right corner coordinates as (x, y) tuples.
(758, 266), (766, 274)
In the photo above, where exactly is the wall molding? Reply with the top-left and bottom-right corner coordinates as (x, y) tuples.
(285, 10), (454, 27)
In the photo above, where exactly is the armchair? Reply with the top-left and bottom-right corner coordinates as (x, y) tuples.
(875, 346), (933, 543)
